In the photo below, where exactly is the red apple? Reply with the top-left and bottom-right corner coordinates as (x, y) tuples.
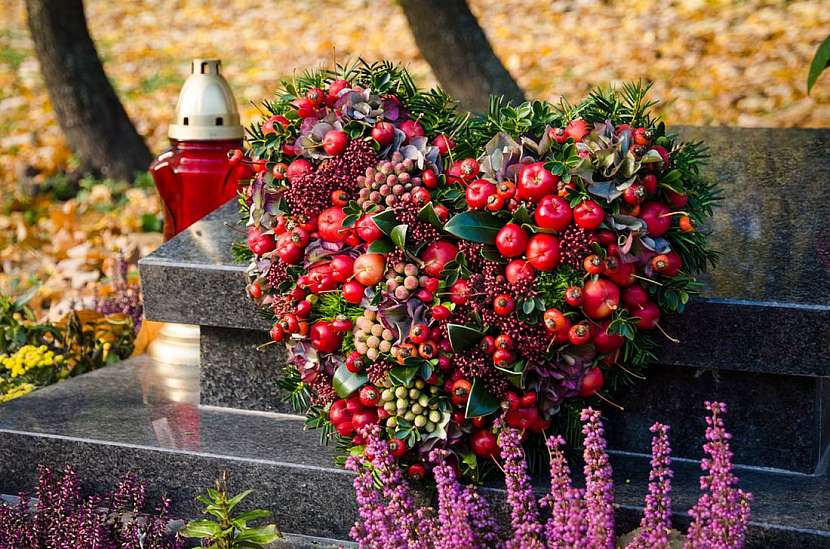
(466, 179), (497, 210)
(525, 233), (561, 271)
(318, 207), (346, 242)
(534, 195), (572, 232)
(640, 202), (672, 236)
(322, 130), (349, 155)
(355, 214), (384, 243)
(505, 259), (536, 285)
(495, 223), (529, 258)
(579, 367), (604, 397)
(400, 120), (425, 142)
(371, 121), (395, 147)
(517, 162), (558, 203)
(593, 320), (625, 353)
(311, 321), (342, 353)
(286, 159), (312, 182)
(353, 253), (386, 287)
(420, 240), (458, 277)
(573, 200), (604, 230)
(582, 278), (620, 319)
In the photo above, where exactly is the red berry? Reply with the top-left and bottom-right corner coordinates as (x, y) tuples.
(548, 127), (568, 144)
(326, 79), (350, 105)
(451, 379), (472, 406)
(622, 285), (649, 310)
(583, 254), (604, 275)
(345, 351), (364, 373)
(431, 304), (451, 321)
(493, 294), (515, 316)
(494, 334), (514, 351)
(582, 278), (621, 320)
(359, 385), (381, 407)
(623, 183), (646, 205)
(449, 279), (471, 305)
(593, 320), (624, 353)
(568, 323), (592, 346)
(471, 430), (498, 458)
(342, 281), (365, 305)
(408, 463), (427, 480)
(565, 119), (590, 141)
(311, 321), (342, 353)
(496, 180), (516, 199)
(564, 286), (583, 307)
(519, 391), (537, 407)
(272, 162), (288, 181)
(248, 282), (263, 299)
(422, 169), (438, 189)
(579, 367), (604, 397)
(331, 316), (353, 332)
(227, 148), (243, 165)
(641, 174), (658, 195)
(388, 438), (408, 458)
(294, 300), (312, 318)
(286, 159), (313, 182)
(459, 158), (480, 180)
(432, 134), (455, 155)
(282, 313), (300, 334)
(479, 335), (496, 354)
(335, 421), (355, 437)
(409, 323), (430, 344)
(305, 86), (325, 107)
(543, 308), (568, 334)
(633, 301), (661, 330)
(505, 259), (536, 285)
(269, 323), (285, 343)
(292, 97), (316, 118)
(640, 202), (672, 236)
(493, 348), (515, 368)
(486, 193), (504, 212)
(400, 120), (425, 142)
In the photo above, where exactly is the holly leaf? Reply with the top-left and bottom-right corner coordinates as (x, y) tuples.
(371, 209), (399, 236)
(808, 33), (830, 93)
(390, 224), (408, 249)
(511, 205), (533, 226)
(494, 360), (525, 389)
(447, 323), (485, 352)
(390, 364), (419, 386)
(332, 365), (368, 398)
(368, 238), (394, 253)
(444, 211), (504, 244)
(465, 378), (501, 418)
(418, 202), (445, 229)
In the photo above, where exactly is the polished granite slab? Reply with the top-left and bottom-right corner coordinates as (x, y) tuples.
(0, 359), (828, 547)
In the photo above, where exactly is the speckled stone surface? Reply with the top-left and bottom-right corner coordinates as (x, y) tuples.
(201, 326), (294, 413)
(607, 365), (829, 474)
(0, 358), (828, 547)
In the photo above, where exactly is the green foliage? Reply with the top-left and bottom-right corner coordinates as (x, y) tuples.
(579, 81), (660, 127)
(231, 242), (254, 264)
(807, 33), (830, 94)
(181, 472), (280, 549)
(276, 367), (311, 412)
(535, 267), (584, 311)
(314, 291), (364, 323)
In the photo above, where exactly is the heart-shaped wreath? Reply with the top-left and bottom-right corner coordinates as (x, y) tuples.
(238, 60), (717, 480)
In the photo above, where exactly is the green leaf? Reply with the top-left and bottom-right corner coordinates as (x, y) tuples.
(332, 365), (368, 398)
(521, 299), (535, 315)
(390, 224), (408, 249)
(511, 205), (533, 226)
(236, 524), (281, 544)
(371, 209), (399, 235)
(808, 33), (830, 94)
(368, 238), (394, 253)
(418, 202), (445, 229)
(494, 362), (524, 389)
(180, 519), (221, 538)
(465, 378), (501, 418)
(447, 323), (485, 352)
(226, 489), (252, 511)
(389, 364), (419, 386)
(444, 211), (504, 244)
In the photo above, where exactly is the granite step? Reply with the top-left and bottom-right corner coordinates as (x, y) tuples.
(0, 358), (828, 548)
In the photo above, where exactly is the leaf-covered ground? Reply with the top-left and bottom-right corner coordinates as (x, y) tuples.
(0, 0), (828, 315)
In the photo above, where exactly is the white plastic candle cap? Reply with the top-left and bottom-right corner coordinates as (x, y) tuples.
(168, 59), (244, 140)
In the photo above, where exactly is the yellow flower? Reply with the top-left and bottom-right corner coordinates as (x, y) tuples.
(0, 345), (63, 378)
(0, 382), (35, 403)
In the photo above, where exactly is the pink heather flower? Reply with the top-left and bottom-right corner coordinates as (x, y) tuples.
(685, 402), (752, 549)
(429, 449), (477, 549)
(542, 435), (587, 549)
(462, 485), (503, 548)
(498, 424), (545, 549)
(627, 423), (673, 549)
(580, 408), (615, 549)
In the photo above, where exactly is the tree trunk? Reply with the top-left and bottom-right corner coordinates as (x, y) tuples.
(25, 0), (152, 181)
(399, 0), (525, 113)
